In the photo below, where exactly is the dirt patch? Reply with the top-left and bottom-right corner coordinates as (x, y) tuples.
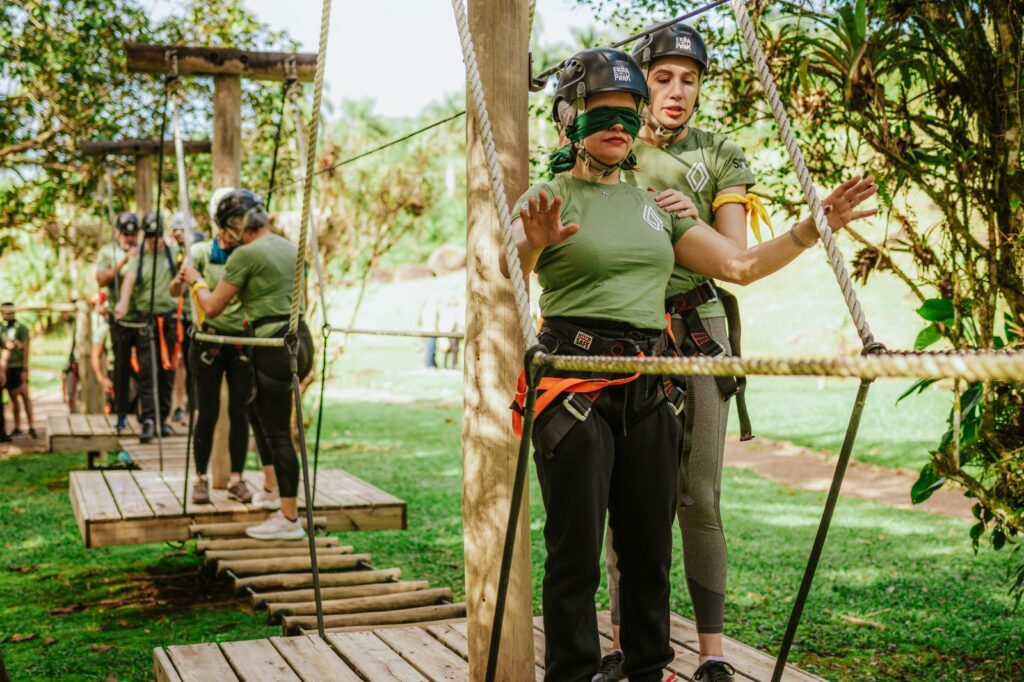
(724, 435), (973, 521)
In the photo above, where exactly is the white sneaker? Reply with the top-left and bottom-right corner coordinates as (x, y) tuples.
(251, 487), (280, 510)
(245, 511), (305, 540)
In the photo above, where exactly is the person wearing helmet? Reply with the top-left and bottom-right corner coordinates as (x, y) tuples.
(169, 190), (253, 505)
(504, 46), (876, 682)
(585, 24), (879, 682)
(95, 211), (141, 430)
(176, 188), (313, 541)
(115, 211), (179, 443)
(169, 211), (195, 424)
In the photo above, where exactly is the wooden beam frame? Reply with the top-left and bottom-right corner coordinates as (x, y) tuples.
(126, 42), (317, 82)
(80, 139), (211, 157)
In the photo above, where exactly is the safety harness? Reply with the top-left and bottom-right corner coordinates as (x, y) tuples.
(510, 320), (684, 445)
(665, 280), (753, 440)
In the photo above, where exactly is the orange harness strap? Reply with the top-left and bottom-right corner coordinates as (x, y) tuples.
(156, 317), (173, 371)
(511, 365), (642, 438)
(130, 347), (140, 374)
(173, 297), (185, 362)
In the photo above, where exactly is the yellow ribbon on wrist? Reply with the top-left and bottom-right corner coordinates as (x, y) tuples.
(190, 281), (208, 329)
(712, 193), (775, 244)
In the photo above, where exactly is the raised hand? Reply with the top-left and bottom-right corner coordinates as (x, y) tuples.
(651, 186), (699, 220)
(821, 175), (878, 231)
(519, 190), (579, 249)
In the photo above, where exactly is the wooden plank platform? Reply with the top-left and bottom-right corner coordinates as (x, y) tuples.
(153, 613), (826, 681)
(70, 468), (406, 548)
(48, 413), (187, 453)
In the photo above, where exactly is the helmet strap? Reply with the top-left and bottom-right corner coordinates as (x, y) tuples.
(577, 146), (620, 178)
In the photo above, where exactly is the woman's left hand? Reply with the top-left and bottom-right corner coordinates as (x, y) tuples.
(651, 187), (699, 220)
(821, 175), (878, 231)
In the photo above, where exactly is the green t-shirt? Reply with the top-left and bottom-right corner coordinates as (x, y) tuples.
(126, 244), (178, 317)
(515, 174), (695, 332)
(192, 240), (246, 334)
(223, 234), (304, 338)
(2, 321), (30, 368)
(624, 128), (756, 318)
(95, 244), (128, 314)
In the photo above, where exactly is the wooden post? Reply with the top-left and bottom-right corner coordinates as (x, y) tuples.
(208, 75), (243, 490)
(462, 1), (533, 680)
(135, 154), (153, 214)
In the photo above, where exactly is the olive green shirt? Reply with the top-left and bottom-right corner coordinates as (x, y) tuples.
(223, 234), (304, 338)
(192, 240), (246, 334)
(515, 174), (695, 332)
(624, 128), (756, 318)
(125, 244), (178, 317)
(95, 244), (127, 314)
(2, 321), (30, 368)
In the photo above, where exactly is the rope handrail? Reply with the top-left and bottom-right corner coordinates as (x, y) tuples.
(189, 331), (286, 348)
(326, 326), (465, 340)
(531, 348), (1024, 383)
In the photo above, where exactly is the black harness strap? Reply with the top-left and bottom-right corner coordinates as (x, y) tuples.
(718, 287), (753, 440)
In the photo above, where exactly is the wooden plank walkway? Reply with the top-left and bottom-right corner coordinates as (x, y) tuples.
(48, 413), (187, 453)
(70, 468), (406, 548)
(0, 390), (65, 456)
(154, 613), (825, 682)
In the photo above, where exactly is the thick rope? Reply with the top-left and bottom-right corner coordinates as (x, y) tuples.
(730, 0), (874, 347)
(326, 326), (464, 340)
(290, 0), (331, 337)
(536, 349), (1024, 383)
(288, 87), (330, 324)
(451, 0), (537, 349)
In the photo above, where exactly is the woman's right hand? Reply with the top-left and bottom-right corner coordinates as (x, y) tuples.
(519, 190), (579, 249)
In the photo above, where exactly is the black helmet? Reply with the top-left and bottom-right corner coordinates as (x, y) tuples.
(115, 211), (140, 235)
(214, 189), (266, 233)
(142, 211), (163, 236)
(632, 23), (709, 74)
(552, 48), (649, 125)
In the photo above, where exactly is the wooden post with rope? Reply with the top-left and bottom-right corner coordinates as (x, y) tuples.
(126, 44), (315, 489)
(462, 0), (534, 679)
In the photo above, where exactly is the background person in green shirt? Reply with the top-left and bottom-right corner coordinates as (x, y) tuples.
(95, 211), (140, 430)
(169, 190), (253, 506)
(177, 189), (313, 542)
(1, 304), (34, 439)
(115, 211), (179, 443)
(505, 47), (878, 682)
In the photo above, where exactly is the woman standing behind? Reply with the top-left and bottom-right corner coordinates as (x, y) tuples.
(169, 189), (253, 506)
(176, 189), (313, 540)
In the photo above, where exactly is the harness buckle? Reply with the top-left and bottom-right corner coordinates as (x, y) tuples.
(562, 393), (593, 422)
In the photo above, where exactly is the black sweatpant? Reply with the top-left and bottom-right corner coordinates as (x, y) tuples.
(110, 321), (137, 419)
(248, 322), (313, 499)
(192, 341), (251, 474)
(532, 326), (681, 682)
(136, 315), (176, 424)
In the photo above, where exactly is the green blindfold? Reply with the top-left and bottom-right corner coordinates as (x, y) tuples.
(549, 106), (643, 175)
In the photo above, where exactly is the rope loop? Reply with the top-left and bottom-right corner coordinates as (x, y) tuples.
(524, 343), (548, 389)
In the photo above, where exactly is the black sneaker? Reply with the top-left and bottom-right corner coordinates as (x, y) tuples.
(139, 419), (155, 444)
(0, 434), (12, 444)
(592, 650), (625, 682)
(160, 422), (172, 437)
(28, 427), (38, 439)
(10, 428), (22, 437)
(694, 660), (736, 681)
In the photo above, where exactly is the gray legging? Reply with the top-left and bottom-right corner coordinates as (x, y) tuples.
(606, 315), (731, 634)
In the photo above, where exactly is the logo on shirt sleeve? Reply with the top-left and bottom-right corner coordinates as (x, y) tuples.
(686, 162), (710, 193)
(642, 205), (665, 232)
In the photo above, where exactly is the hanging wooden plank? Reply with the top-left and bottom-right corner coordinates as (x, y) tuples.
(204, 546), (354, 562)
(104, 471), (156, 519)
(296, 603), (468, 635)
(196, 536), (339, 552)
(327, 631), (430, 682)
(269, 635), (363, 682)
(70, 472), (122, 520)
(81, 139), (211, 156)
(425, 623), (470, 660)
(273, 587), (454, 624)
(219, 639), (302, 682)
(165, 643), (240, 682)
(153, 647), (184, 682)
(376, 626), (468, 681)
(246, 568), (402, 605)
(261, 581), (429, 613)
(133, 471), (184, 516)
(217, 552), (362, 577)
